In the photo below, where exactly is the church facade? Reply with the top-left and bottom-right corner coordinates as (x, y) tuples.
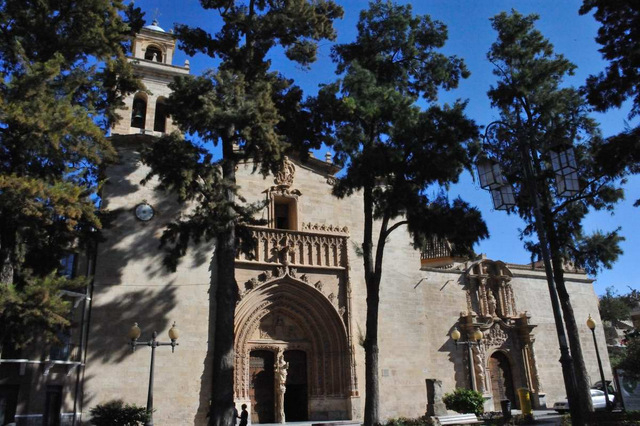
(0, 22), (612, 426)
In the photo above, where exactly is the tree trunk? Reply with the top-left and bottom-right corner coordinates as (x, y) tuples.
(538, 199), (592, 425)
(209, 139), (238, 426)
(547, 232), (594, 417)
(362, 185), (381, 426)
(0, 224), (15, 285)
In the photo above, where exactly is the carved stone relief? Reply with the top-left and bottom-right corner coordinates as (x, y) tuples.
(465, 259), (518, 320)
(274, 156), (296, 187)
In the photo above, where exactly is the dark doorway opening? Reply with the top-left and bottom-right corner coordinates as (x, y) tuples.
(489, 351), (517, 410)
(0, 385), (19, 426)
(44, 385), (62, 426)
(284, 350), (308, 421)
(250, 350), (275, 423)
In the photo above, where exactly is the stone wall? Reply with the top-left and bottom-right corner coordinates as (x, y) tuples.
(83, 152), (612, 424)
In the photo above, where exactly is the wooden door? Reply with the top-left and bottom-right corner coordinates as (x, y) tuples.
(284, 350), (308, 421)
(489, 351), (517, 410)
(250, 350), (275, 423)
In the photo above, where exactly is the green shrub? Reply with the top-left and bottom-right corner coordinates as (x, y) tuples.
(90, 400), (149, 426)
(383, 416), (434, 426)
(442, 388), (484, 416)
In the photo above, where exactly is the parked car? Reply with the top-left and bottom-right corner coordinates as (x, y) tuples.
(553, 389), (614, 413)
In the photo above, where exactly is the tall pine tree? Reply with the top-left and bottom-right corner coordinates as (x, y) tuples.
(0, 1), (143, 351)
(139, 2), (343, 425)
(579, 0), (640, 206)
(485, 11), (625, 425)
(314, 2), (487, 424)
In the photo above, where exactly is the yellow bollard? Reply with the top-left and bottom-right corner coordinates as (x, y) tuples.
(518, 387), (532, 416)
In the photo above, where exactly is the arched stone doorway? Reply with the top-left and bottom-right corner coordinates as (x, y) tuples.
(235, 272), (353, 422)
(489, 351), (517, 410)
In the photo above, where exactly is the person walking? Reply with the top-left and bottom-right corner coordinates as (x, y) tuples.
(239, 404), (249, 426)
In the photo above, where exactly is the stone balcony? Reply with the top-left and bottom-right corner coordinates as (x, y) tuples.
(236, 223), (350, 270)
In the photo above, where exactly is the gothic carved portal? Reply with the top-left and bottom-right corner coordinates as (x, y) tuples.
(459, 259), (544, 408)
(234, 273), (354, 422)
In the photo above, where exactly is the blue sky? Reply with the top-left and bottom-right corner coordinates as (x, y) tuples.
(134, 0), (639, 296)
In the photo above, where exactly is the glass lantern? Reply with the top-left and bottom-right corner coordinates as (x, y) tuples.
(490, 184), (516, 210)
(477, 159), (506, 190)
(550, 148), (580, 197)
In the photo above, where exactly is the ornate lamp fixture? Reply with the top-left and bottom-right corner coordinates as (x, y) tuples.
(128, 322), (180, 426)
(451, 327), (483, 391)
(550, 148), (579, 197)
(476, 159), (516, 211)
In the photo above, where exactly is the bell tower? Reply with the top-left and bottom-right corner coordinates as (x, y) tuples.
(112, 20), (190, 136)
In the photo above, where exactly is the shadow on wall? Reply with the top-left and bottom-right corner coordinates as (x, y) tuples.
(194, 253), (217, 425)
(87, 284), (178, 365)
(98, 145), (212, 284)
(439, 326), (469, 392)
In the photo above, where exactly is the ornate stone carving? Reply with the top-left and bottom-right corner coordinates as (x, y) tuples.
(465, 259), (518, 320)
(314, 281), (323, 292)
(487, 290), (497, 317)
(237, 226), (348, 269)
(274, 352), (289, 423)
(274, 156), (295, 187)
(301, 222), (349, 234)
(328, 292), (336, 305)
(472, 345), (486, 393)
(484, 324), (508, 348)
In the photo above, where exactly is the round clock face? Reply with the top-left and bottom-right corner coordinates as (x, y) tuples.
(135, 203), (154, 221)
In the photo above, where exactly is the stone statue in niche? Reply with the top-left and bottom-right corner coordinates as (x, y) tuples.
(274, 352), (289, 423)
(487, 290), (497, 317)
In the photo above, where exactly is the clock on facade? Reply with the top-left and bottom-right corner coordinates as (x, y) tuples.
(134, 203), (155, 221)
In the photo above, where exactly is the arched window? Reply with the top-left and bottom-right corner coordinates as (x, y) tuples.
(131, 93), (147, 129)
(154, 97), (168, 133)
(144, 45), (163, 62)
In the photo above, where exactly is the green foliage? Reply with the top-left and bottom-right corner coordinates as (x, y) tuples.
(442, 388), (485, 416)
(617, 335), (640, 380)
(484, 10), (624, 275)
(480, 412), (534, 426)
(318, 0), (486, 254)
(143, 0), (344, 265)
(383, 417), (434, 426)
(579, 1), (640, 205)
(316, 3), (486, 424)
(599, 286), (633, 323)
(0, 273), (86, 349)
(579, 1), (640, 117)
(89, 400), (149, 426)
(140, 3), (343, 426)
(0, 0), (143, 347)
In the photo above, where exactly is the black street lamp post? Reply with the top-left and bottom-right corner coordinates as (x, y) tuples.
(128, 322), (179, 426)
(586, 315), (612, 411)
(478, 123), (580, 422)
(451, 327), (483, 391)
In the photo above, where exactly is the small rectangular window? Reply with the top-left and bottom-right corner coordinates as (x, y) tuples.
(273, 198), (297, 230)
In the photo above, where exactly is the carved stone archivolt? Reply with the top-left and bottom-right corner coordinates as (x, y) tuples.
(234, 275), (353, 400)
